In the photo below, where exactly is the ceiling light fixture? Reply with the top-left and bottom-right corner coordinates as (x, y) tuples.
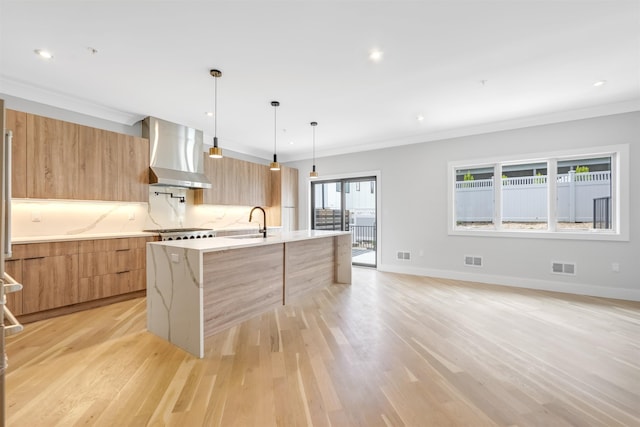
(417, 114), (425, 122)
(309, 121), (318, 178)
(34, 49), (53, 60)
(369, 49), (383, 63)
(208, 69), (223, 159)
(593, 80), (607, 87)
(270, 101), (281, 171)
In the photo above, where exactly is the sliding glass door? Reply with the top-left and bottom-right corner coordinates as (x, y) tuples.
(311, 177), (377, 267)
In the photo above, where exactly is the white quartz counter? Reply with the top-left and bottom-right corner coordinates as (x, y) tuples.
(148, 229), (350, 253)
(12, 231), (159, 244)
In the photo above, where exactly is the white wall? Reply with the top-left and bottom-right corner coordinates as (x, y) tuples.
(288, 112), (640, 301)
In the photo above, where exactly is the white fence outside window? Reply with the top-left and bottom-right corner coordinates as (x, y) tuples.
(455, 171), (610, 222)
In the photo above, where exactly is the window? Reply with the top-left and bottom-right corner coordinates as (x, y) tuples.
(449, 145), (628, 241)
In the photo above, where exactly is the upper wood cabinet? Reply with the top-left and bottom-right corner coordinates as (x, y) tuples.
(196, 155), (270, 207)
(118, 134), (149, 202)
(5, 109), (27, 198)
(78, 125), (118, 201)
(27, 114), (79, 199)
(267, 165), (298, 230)
(8, 110), (148, 202)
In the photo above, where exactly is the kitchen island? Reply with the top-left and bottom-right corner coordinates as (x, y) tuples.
(146, 230), (351, 357)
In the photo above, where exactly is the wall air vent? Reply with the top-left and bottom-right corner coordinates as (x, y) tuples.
(464, 255), (482, 267)
(397, 251), (411, 261)
(551, 262), (576, 275)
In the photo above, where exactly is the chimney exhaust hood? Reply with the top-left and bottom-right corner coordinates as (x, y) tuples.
(142, 116), (212, 189)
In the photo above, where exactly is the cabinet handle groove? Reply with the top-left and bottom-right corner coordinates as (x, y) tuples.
(24, 256), (45, 261)
(116, 270), (130, 274)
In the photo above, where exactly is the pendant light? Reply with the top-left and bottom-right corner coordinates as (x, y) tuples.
(208, 69), (223, 158)
(309, 121), (318, 178)
(269, 101), (281, 171)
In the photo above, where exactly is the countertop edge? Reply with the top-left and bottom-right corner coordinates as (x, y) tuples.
(12, 231), (160, 244)
(148, 230), (351, 253)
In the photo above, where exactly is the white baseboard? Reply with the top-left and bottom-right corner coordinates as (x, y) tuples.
(377, 263), (640, 302)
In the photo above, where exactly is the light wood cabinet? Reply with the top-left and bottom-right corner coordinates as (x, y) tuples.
(78, 125), (119, 201)
(196, 155), (270, 206)
(9, 109), (148, 202)
(5, 109), (27, 198)
(14, 241), (80, 314)
(27, 114), (79, 199)
(268, 166), (298, 230)
(78, 236), (152, 302)
(7, 236), (155, 318)
(118, 134), (149, 202)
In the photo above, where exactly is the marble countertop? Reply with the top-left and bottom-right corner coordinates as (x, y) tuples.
(12, 231), (160, 244)
(149, 229), (351, 253)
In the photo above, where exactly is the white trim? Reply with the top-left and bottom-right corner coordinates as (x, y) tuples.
(378, 263), (640, 302)
(448, 143), (629, 242)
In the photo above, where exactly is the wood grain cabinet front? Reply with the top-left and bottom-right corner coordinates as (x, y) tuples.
(195, 155), (271, 206)
(78, 236), (153, 302)
(26, 114), (80, 199)
(8, 109), (149, 202)
(12, 241), (80, 315)
(7, 237), (155, 320)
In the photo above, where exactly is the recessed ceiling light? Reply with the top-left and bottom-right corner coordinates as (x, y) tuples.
(593, 80), (607, 87)
(369, 49), (383, 62)
(205, 112), (214, 117)
(289, 141), (295, 145)
(417, 114), (425, 122)
(34, 49), (53, 60)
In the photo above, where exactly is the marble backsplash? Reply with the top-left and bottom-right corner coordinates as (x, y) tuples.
(11, 188), (261, 238)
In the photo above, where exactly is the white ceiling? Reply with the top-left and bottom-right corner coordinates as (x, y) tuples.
(1, 1), (639, 162)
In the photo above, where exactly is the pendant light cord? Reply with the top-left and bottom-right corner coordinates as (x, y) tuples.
(214, 76), (218, 139)
(273, 104), (277, 154)
(312, 125), (316, 165)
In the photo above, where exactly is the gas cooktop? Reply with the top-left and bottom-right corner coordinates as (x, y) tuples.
(144, 228), (216, 241)
(143, 228), (214, 233)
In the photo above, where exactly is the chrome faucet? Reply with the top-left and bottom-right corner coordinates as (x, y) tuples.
(249, 206), (267, 238)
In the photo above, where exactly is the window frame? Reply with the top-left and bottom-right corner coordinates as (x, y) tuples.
(447, 144), (629, 241)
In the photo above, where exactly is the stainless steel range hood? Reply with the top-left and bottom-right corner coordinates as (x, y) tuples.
(142, 116), (212, 189)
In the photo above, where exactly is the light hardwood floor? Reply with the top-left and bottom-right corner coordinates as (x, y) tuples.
(6, 268), (640, 426)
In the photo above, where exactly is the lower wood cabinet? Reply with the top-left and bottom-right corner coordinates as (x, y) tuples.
(6, 236), (155, 319)
(78, 237), (150, 302)
(22, 253), (79, 314)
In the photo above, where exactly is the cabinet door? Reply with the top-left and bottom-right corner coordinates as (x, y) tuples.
(4, 259), (23, 316)
(6, 109), (28, 198)
(281, 166), (298, 208)
(118, 134), (149, 202)
(78, 125), (118, 201)
(27, 114), (79, 199)
(22, 254), (79, 314)
(204, 153), (228, 205)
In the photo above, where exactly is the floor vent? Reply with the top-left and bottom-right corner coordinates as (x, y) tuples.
(464, 255), (483, 267)
(552, 262), (576, 275)
(397, 251), (411, 261)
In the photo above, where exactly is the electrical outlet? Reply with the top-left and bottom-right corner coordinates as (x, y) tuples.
(171, 253), (180, 263)
(31, 211), (41, 222)
(612, 262), (620, 272)
(128, 211), (135, 221)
